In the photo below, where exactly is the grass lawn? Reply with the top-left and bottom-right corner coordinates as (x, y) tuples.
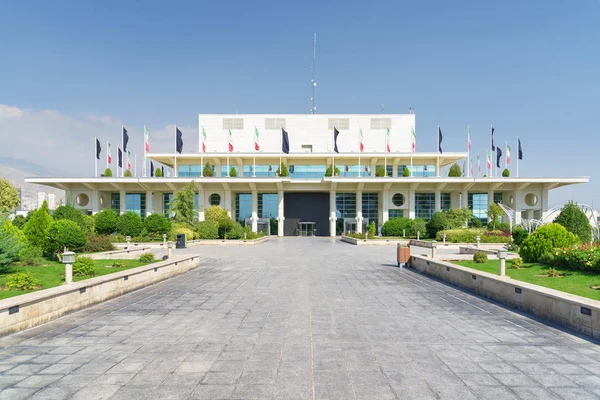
(0, 259), (158, 300)
(454, 259), (600, 301)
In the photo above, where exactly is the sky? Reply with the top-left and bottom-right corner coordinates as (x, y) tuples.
(0, 0), (598, 207)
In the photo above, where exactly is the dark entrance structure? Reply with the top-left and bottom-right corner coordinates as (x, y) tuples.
(283, 192), (329, 236)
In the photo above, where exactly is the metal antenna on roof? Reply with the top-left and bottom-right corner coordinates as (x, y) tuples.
(310, 33), (317, 114)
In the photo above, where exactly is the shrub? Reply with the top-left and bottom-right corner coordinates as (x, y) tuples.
(48, 219), (88, 254)
(520, 223), (579, 263)
(170, 222), (195, 241)
(73, 256), (95, 276)
(0, 178), (20, 213)
(53, 204), (86, 230)
(367, 221), (376, 238)
(19, 246), (44, 266)
(542, 243), (600, 271)
(539, 251), (555, 265)
(155, 168), (163, 177)
(510, 257), (523, 268)
(436, 228), (512, 244)
(5, 271), (40, 291)
(94, 209), (119, 235)
(23, 201), (53, 254)
(144, 214), (171, 235)
(553, 201), (592, 244)
(445, 208), (471, 229)
(375, 166), (386, 177)
(270, 218), (278, 236)
(225, 222), (245, 239)
(511, 227), (529, 246)
(116, 212), (143, 237)
(276, 162), (289, 177)
(473, 251), (488, 263)
(244, 226), (264, 240)
(487, 203), (504, 231)
(205, 205), (234, 238)
(348, 232), (367, 239)
(229, 167), (237, 177)
(139, 253), (155, 263)
(103, 168), (113, 177)
(124, 169), (133, 177)
(471, 218), (483, 228)
(402, 167), (410, 177)
(83, 215), (95, 233)
(502, 168), (510, 177)
(11, 215), (26, 230)
(410, 219), (427, 237)
(169, 181), (197, 226)
(325, 165), (340, 177)
(202, 162), (213, 177)
(111, 262), (126, 268)
(84, 234), (115, 253)
(195, 220), (219, 240)
(448, 163), (462, 177)
(381, 217), (412, 237)
(0, 218), (26, 269)
(426, 212), (449, 238)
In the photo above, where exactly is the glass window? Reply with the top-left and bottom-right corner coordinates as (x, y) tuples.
(362, 193), (379, 228)
(243, 165), (278, 177)
(221, 165), (238, 176)
(397, 165), (408, 176)
(289, 165), (327, 179)
(389, 209), (404, 219)
(163, 193), (173, 218)
(235, 193), (252, 223)
(415, 193), (435, 220)
(376, 165), (393, 177)
(258, 193), (278, 218)
(125, 193), (146, 218)
(209, 193), (221, 206)
(178, 164), (202, 177)
(392, 193), (405, 207)
(111, 193), (120, 213)
(468, 193), (488, 223)
(409, 165), (436, 177)
(335, 193), (356, 219)
(494, 193), (503, 204)
(334, 165), (370, 177)
(441, 193), (452, 211)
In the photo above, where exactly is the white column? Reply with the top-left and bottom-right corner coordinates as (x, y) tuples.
(514, 191), (522, 225)
(277, 190), (284, 237)
(408, 190), (416, 219)
(527, 209), (534, 220)
(238, 163), (244, 177)
(382, 189), (389, 224)
(356, 191), (363, 233)
(154, 191), (163, 216)
(215, 160), (222, 177)
(462, 190), (469, 209)
(197, 190), (205, 221)
(488, 189), (495, 206)
(392, 160), (398, 178)
(451, 192), (460, 209)
(329, 190), (336, 237)
(370, 159), (376, 177)
(251, 190), (258, 233)
(436, 156), (441, 177)
(145, 190), (152, 217)
(434, 190), (441, 212)
(91, 190), (101, 215)
(224, 190), (232, 219)
(119, 190), (126, 215)
(541, 189), (550, 220)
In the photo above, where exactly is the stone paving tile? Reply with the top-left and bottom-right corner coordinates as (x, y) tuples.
(1, 239), (600, 399)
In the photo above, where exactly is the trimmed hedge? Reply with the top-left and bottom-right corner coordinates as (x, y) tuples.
(116, 212), (143, 237)
(195, 220), (219, 240)
(381, 218), (412, 237)
(520, 223), (579, 263)
(94, 209), (118, 235)
(435, 228), (511, 243)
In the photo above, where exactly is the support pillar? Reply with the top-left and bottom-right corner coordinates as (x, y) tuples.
(251, 190), (258, 233)
(329, 190), (336, 237)
(461, 190), (469, 209)
(541, 189), (550, 220)
(356, 191), (363, 233)
(224, 190), (232, 219)
(370, 159), (377, 177)
(197, 190), (205, 221)
(488, 190), (495, 206)
(154, 191), (163, 216)
(91, 190), (101, 215)
(119, 190), (126, 215)
(392, 160), (398, 178)
(215, 160), (222, 177)
(145, 190), (152, 217)
(436, 156), (441, 177)
(434, 190), (441, 213)
(451, 192), (460, 209)
(408, 190), (416, 219)
(514, 191), (522, 225)
(277, 190), (284, 237)
(382, 189), (389, 224)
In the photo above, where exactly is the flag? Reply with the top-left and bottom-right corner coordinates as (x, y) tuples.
(467, 126), (471, 152)
(201, 127), (207, 153)
(254, 127), (259, 151)
(176, 128), (183, 154)
(411, 126), (416, 152)
(333, 128), (340, 153)
(385, 128), (391, 152)
(95, 138), (101, 159)
(118, 148), (123, 168)
(496, 147), (503, 168)
(462, 161), (466, 177)
(506, 145), (511, 164)
(282, 128), (290, 154)
(127, 151), (131, 170)
(107, 143), (112, 164)
(438, 127), (443, 154)
(477, 153), (481, 174)
(491, 127), (495, 151)
(123, 127), (129, 152)
(486, 152), (491, 169)
(269, 165), (273, 172)
(359, 128), (364, 152)
(144, 126), (150, 153)
(518, 139), (523, 160)
(150, 161), (154, 177)
(470, 157), (474, 176)
(345, 165), (349, 172)
(228, 129), (233, 152)
(161, 165), (164, 177)
(364, 165), (369, 173)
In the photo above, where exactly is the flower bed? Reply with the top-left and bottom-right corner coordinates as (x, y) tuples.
(435, 228), (511, 244)
(542, 243), (600, 272)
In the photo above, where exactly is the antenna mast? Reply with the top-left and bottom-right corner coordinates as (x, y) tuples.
(311, 33), (317, 114)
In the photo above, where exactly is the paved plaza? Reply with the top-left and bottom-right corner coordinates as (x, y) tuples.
(1, 238), (600, 399)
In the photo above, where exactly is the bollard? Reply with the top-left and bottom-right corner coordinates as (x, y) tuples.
(167, 241), (174, 260)
(397, 243), (401, 267)
(403, 229), (405, 238)
(126, 236), (131, 249)
(431, 241), (437, 258)
(476, 235), (480, 249)
(62, 251), (75, 285)
(498, 250), (507, 276)
(442, 233), (447, 245)
(417, 231), (420, 241)
(163, 234), (167, 244)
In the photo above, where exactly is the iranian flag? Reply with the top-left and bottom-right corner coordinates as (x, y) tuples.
(477, 153), (481, 174)
(254, 127), (260, 151)
(386, 128), (391, 153)
(506, 145), (511, 164)
(486, 152), (491, 170)
(127, 151), (131, 170)
(144, 126), (150, 153)
(107, 143), (112, 164)
(228, 129), (233, 152)
(201, 127), (207, 153)
(359, 128), (364, 152)
(468, 126), (471, 151)
(411, 127), (416, 152)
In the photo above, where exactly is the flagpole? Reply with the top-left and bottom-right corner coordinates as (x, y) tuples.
(143, 126), (146, 178)
(134, 153), (137, 177)
(174, 125), (178, 177)
(227, 129), (230, 177)
(490, 125), (493, 178)
(121, 126), (124, 178)
(516, 137), (519, 178)
(94, 136), (98, 178)
(467, 125), (470, 177)
(253, 126), (256, 178)
(106, 141), (109, 170)
(357, 129), (361, 178)
(332, 128), (335, 177)
(384, 129), (387, 177)
(505, 141), (508, 171)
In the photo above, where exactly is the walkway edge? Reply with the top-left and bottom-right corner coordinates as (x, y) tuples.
(0, 255), (200, 337)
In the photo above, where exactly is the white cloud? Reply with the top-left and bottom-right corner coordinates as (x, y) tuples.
(0, 105), (23, 119)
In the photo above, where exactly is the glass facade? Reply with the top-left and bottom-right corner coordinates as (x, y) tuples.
(235, 193), (252, 223)
(389, 209), (404, 219)
(289, 165), (326, 179)
(376, 165), (394, 177)
(243, 165), (278, 177)
(258, 193), (278, 218)
(335, 193), (356, 219)
(415, 193), (435, 220)
(362, 193), (379, 228)
(221, 165), (238, 176)
(111, 193), (120, 213)
(334, 165), (370, 177)
(441, 193), (452, 211)
(468, 193), (504, 223)
(409, 165), (436, 177)
(125, 193), (146, 217)
(163, 193), (173, 218)
(178, 164), (202, 177)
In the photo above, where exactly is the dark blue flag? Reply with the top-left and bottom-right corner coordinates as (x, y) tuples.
(123, 127), (129, 152)
(176, 128), (183, 154)
(96, 138), (101, 159)
(438, 127), (443, 154)
(282, 128), (290, 154)
(333, 128), (340, 153)
(150, 161), (154, 177)
(161, 165), (165, 177)
(118, 148), (123, 168)
(518, 139), (523, 160)
(496, 147), (503, 168)
(491, 127), (496, 151)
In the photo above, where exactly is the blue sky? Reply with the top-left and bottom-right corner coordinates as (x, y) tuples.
(0, 0), (598, 206)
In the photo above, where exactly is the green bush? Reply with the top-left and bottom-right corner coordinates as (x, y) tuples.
(367, 221), (376, 238)
(445, 208), (471, 229)
(169, 222), (195, 241)
(111, 262), (126, 268)
(53, 204), (86, 230)
(381, 217), (412, 237)
(539, 251), (555, 265)
(426, 212), (449, 238)
(225, 222), (245, 239)
(205, 205), (234, 238)
(244, 226), (264, 240)
(48, 220), (88, 254)
(511, 227), (529, 246)
(520, 223), (579, 263)
(103, 168), (113, 177)
(502, 168), (510, 177)
(5, 271), (40, 291)
(510, 257), (523, 268)
(325, 165), (340, 177)
(83, 215), (95, 234)
(144, 214), (171, 235)
(139, 253), (155, 263)
(471, 218), (483, 228)
(73, 256), (95, 277)
(202, 162), (213, 177)
(116, 212), (143, 237)
(270, 218), (278, 236)
(473, 251), (488, 263)
(436, 228), (512, 243)
(553, 201), (592, 244)
(0, 218), (26, 269)
(276, 162), (289, 177)
(23, 201), (53, 254)
(124, 169), (133, 177)
(83, 234), (115, 253)
(155, 168), (163, 177)
(448, 163), (462, 177)
(94, 209), (119, 235)
(402, 167), (410, 177)
(410, 219), (427, 237)
(348, 232), (367, 239)
(195, 220), (219, 240)
(375, 166), (386, 177)
(19, 246), (44, 266)
(229, 167), (237, 177)
(11, 215), (26, 230)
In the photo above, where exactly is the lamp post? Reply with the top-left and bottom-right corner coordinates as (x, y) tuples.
(167, 241), (173, 260)
(126, 236), (131, 249)
(476, 235), (481, 249)
(498, 250), (507, 276)
(442, 233), (447, 245)
(162, 234), (167, 244)
(62, 251), (75, 285)
(431, 241), (437, 259)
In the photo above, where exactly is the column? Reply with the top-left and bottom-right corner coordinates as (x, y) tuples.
(154, 191), (163, 216)
(277, 190), (284, 237)
(197, 190), (205, 221)
(224, 190), (232, 219)
(370, 159), (377, 177)
(514, 191), (522, 225)
(215, 160), (222, 177)
(145, 190), (152, 217)
(329, 190), (336, 237)
(488, 189), (495, 206)
(392, 160), (398, 178)
(451, 192), (460, 209)
(356, 191), (363, 233)
(408, 190), (416, 219)
(461, 190), (469, 209)
(527, 209), (534, 220)
(91, 190), (101, 215)
(541, 189), (550, 220)
(238, 163), (244, 177)
(119, 190), (126, 215)
(434, 190), (441, 212)
(382, 189), (389, 224)
(251, 190), (258, 233)
(174, 156), (178, 177)
(436, 156), (441, 177)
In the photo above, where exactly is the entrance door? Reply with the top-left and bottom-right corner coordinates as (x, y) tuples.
(283, 192), (329, 236)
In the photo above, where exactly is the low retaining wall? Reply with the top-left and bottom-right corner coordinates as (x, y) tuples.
(409, 256), (600, 340)
(459, 246), (499, 256)
(114, 242), (167, 249)
(187, 236), (270, 246)
(0, 256), (200, 337)
(341, 236), (409, 246)
(87, 247), (153, 260)
(409, 240), (506, 249)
